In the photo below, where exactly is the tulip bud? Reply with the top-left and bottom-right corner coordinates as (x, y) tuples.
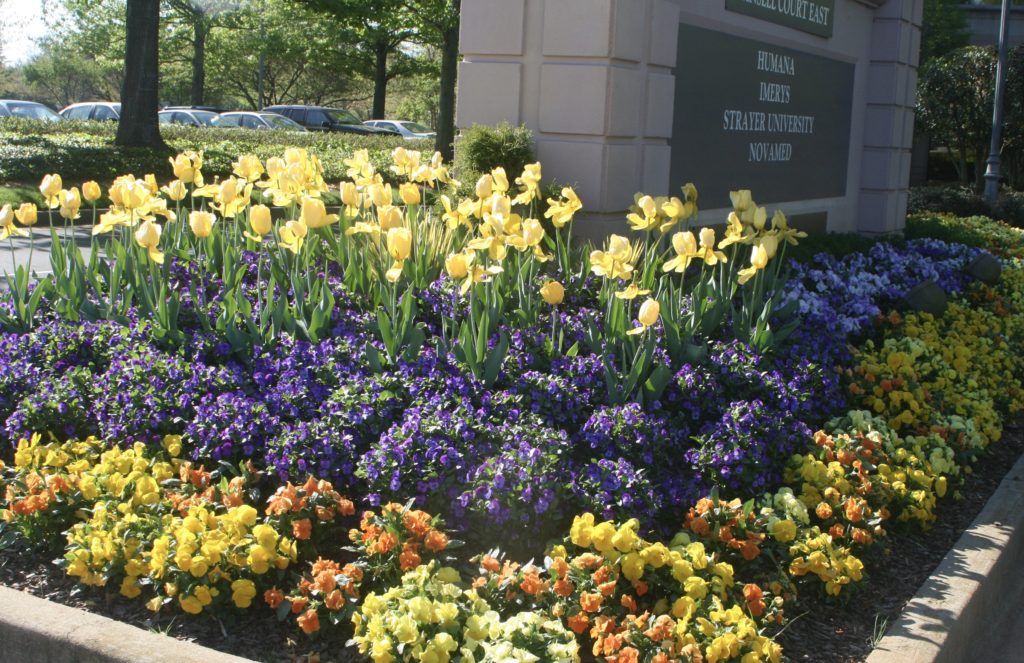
(540, 280), (565, 306)
(378, 206), (403, 231)
(15, 203), (38, 227)
(189, 211), (215, 238)
(249, 205), (272, 236)
(0, 204), (13, 227)
(475, 175), (492, 200)
(340, 182), (360, 208)
(637, 298), (661, 327)
(82, 181), (102, 203)
(399, 183), (421, 206)
(699, 227), (716, 250)
(522, 218), (545, 246)
(59, 187), (81, 220)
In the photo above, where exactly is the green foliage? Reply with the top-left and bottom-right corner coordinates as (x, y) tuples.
(920, 0), (969, 67)
(908, 184), (1024, 227)
(0, 118), (430, 184)
(785, 232), (883, 263)
(906, 213), (1024, 254)
(453, 123), (536, 193)
(917, 46), (997, 187)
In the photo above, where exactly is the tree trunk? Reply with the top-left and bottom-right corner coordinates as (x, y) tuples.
(116, 0), (165, 148)
(435, 15), (459, 162)
(372, 40), (388, 119)
(190, 17), (207, 106)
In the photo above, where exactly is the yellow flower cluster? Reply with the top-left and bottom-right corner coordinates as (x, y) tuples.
(353, 562), (580, 663)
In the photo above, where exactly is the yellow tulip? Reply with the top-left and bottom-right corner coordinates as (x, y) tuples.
(189, 211), (215, 238)
(378, 206), (404, 231)
(39, 173), (62, 208)
(82, 181), (102, 203)
(134, 220), (163, 263)
(540, 280), (565, 305)
(170, 151), (204, 184)
(614, 283), (651, 300)
(475, 174), (493, 200)
(0, 204), (28, 239)
(161, 180), (188, 202)
(340, 181), (361, 210)
(59, 187), (82, 221)
(399, 183), (421, 206)
(445, 251), (473, 279)
(590, 234), (634, 280)
(627, 298), (661, 335)
(490, 167), (509, 194)
(232, 154), (265, 182)
(737, 245), (769, 285)
(299, 197), (340, 229)
(369, 183), (392, 208)
(514, 162), (542, 205)
(627, 195), (659, 232)
(696, 227), (728, 265)
(14, 203), (38, 227)
(387, 227), (412, 262)
(663, 231), (699, 273)
(144, 174), (159, 194)
(279, 219), (307, 254)
(544, 187), (582, 228)
(246, 205), (272, 242)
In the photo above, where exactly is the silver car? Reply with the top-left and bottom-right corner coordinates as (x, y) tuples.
(60, 102), (122, 121)
(213, 112), (307, 131)
(0, 100), (62, 122)
(364, 119), (436, 140)
(159, 109), (220, 127)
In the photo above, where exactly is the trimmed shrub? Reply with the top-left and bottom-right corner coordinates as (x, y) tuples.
(453, 123), (535, 192)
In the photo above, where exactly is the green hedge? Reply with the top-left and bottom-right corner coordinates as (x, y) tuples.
(0, 118), (431, 185)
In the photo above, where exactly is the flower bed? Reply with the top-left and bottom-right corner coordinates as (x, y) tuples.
(1, 150), (1022, 662)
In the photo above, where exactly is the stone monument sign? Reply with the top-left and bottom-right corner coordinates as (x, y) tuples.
(457, 0), (921, 236)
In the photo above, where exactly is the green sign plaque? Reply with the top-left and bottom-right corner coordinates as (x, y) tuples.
(669, 24), (854, 208)
(725, 0), (836, 38)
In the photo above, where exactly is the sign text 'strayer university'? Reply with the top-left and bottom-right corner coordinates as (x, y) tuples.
(670, 24), (854, 207)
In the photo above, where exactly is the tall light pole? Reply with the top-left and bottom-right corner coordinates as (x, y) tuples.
(984, 0), (1012, 204)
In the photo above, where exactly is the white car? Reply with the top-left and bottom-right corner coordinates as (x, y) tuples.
(364, 119), (436, 140)
(159, 108), (220, 127)
(60, 102), (121, 121)
(213, 111), (307, 131)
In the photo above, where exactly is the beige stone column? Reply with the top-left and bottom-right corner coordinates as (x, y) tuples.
(458, 0), (681, 236)
(857, 0), (923, 234)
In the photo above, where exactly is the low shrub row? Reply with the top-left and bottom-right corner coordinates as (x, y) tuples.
(0, 118), (428, 185)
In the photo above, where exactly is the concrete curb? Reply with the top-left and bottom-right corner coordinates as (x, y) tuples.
(867, 452), (1024, 663)
(0, 585), (254, 663)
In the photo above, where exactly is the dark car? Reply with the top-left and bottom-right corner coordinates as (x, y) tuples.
(263, 105), (398, 135)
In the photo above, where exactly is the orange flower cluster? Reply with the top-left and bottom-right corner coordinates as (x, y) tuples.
(263, 475), (356, 549)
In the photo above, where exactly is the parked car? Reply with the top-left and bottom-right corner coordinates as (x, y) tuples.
(60, 102), (121, 121)
(0, 100), (63, 122)
(365, 119), (436, 140)
(263, 105), (397, 135)
(212, 111), (307, 131)
(159, 108), (220, 127)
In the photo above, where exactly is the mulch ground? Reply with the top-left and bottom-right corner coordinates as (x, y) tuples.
(2, 423), (1021, 663)
(775, 420), (1024, 662)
